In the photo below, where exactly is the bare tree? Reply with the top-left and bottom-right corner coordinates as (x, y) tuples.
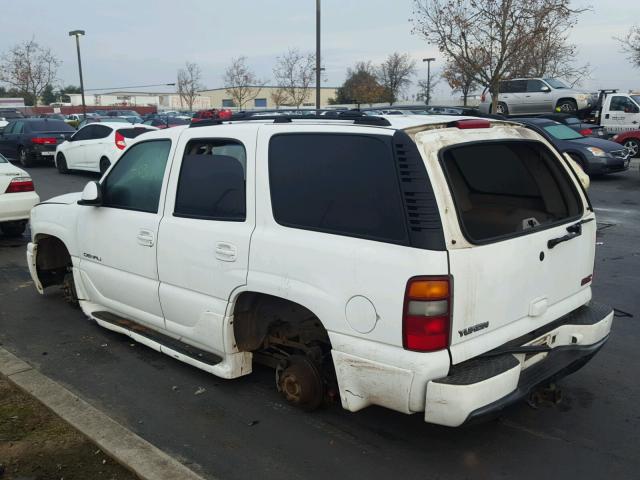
(617, 25), (640, 69)
(177, 62), (203, 111)
(270, 87), (289, 109)
(376, 52), (416, 105)
(416, 74), (441, 104)
(223, 56), (266, 110)
(442, 59), (478, 106)
(273, 48), (316, 108)
(411, 0), (588, 112)
(0, 39), (60, 107)
(509, 11), (590, 86)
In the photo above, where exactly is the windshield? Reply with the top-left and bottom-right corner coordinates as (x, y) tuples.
(543, 78), (569, 89)
(0, 153), (7, 163)
(544, 124), (583, 140)
(631, 95), (640, 106)
(119, 110), (138, 116)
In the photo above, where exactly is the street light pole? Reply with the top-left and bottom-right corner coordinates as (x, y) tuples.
(315, 0), (321, 110)
(69, 30), (87, 119)
(422, 57), (435, 106)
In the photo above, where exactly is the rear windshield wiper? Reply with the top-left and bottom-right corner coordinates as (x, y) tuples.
(547, 218), (594, 249)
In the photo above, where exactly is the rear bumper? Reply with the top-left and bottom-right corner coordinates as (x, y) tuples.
(0, 191), (40, 222)
(424, 302), (613, 426)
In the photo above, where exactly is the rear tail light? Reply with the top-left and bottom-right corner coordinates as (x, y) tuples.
(480, 93), (486, 102)
(448, 119), (490, 129)
(31, 137), (57, 145)
(403, 276), (451, 352)
(5, 176), (34, 193)
(115, 131), (126, 150)
(579, 128), (593, 136)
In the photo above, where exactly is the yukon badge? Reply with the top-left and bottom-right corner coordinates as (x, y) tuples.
(458, 321), (489, 337)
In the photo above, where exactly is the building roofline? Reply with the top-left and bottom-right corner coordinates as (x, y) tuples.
(199, 86), (339, 93)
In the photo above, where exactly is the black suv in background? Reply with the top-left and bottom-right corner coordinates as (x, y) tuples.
(0, 118), (75, 167)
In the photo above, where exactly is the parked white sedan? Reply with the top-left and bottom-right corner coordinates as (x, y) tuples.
(55, 122), (156, 175)
(0, 153), (39, 237)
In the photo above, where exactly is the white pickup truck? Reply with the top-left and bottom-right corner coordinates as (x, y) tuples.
(593, 91), (640, 135)
(26, 113), (612, 427)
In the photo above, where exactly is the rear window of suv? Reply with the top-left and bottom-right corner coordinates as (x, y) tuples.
(269, 133), (409, 245)
(441, 140), (582, 244)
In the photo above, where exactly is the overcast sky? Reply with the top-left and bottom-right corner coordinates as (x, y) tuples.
(1, 0), (639, 100)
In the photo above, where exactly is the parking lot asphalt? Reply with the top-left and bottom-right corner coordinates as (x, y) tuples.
(1, 164), (640, 480)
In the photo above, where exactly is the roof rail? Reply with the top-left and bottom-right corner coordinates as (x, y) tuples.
(189, 109), (392, 128)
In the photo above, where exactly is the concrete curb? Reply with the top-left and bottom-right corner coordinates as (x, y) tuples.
(0, 347), (209, 480)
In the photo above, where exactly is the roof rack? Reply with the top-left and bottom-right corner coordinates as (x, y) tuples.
(189, 109), (392, 128)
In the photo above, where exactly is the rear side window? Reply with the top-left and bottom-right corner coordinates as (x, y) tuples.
(102, 140), (171, 213)
(441, 141), (582, 244)
(174, 139), (246, 221)
(118, 127), (152, 139)
(269, 133), (408, 245)
(92, 125), (112, 139)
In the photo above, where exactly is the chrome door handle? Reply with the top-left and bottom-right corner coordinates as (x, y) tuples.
(215, 242), (237, 262)
(136, 229), (154, 247)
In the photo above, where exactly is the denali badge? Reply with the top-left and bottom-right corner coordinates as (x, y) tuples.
(83, 252), (102, 262)
(458, 321), (489, 337)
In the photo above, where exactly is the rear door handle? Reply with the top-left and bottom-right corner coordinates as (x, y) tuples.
(136, 229), (154, 247)
(215, 242), (237, 262)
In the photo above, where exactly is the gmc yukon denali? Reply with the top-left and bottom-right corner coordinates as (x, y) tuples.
(26, 113), (612, 426)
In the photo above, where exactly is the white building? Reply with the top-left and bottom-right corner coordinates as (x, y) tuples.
(67, 91), (211, 111)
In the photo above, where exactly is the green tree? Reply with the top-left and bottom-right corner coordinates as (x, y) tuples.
(41, 84), (56, 105)
(59, 85), (81, 103)
(335, 62), (386, 105)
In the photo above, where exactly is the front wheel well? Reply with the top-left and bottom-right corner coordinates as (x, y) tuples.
(35, 235), (72, 288)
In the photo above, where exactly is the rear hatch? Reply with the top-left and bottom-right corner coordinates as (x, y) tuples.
(412, 121), (595, 364)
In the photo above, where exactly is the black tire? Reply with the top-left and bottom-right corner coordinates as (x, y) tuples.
(556, 99), (578, 114)
(56, 153), (70, 174)
(99, 157), (111, 175)
(277, 355), (325, 411)
(623, 138), (640, 158)
(0, 221), (26, 237)
(18, 147), (32, 167)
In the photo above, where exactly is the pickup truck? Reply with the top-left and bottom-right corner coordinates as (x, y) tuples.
(591, 91), (640, 135)
(26, 113), (613, 427)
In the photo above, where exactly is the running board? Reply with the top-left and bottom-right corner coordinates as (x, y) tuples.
(92, 311), (223, 366)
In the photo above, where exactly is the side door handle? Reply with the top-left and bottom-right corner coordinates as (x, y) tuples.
(215, 242), (237, 262)
(136, 229), (155, 247)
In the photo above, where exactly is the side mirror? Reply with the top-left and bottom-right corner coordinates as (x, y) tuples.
(541, 86), (551, 93)
(78, 181), (102, 206)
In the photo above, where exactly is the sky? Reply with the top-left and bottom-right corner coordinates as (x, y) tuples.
(1, 0), (639, 101)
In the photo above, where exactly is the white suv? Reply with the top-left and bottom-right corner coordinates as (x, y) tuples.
(26, 113), (612, 427)
(55, 122), (156, 175)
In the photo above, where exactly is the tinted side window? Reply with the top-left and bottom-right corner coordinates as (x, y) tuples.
(174, 139), (246, 221)
(3, 122), (15, 134)
(269, 134), (408, 245)
(527, 80), (545, 92)
(12, 121), (24, 134)
(102, 140), (171, 213)
(499, 81), (512, 93)
(92, 125), (112, 139)
(510, 80), (526, 93)
(73, 125), (94, 141)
